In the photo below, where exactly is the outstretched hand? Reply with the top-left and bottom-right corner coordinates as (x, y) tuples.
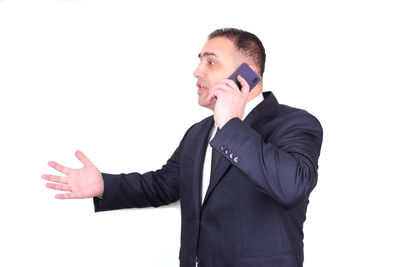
(41, 150), (104, 199)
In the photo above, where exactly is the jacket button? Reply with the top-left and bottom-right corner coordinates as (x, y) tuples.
(220, 145), (226, 151)
(234, 156), (240, 163)
(229, 153), (234, 159)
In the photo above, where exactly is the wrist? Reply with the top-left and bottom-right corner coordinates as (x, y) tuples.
(96, 174), (104, 199)
(219, 116), (241, 129)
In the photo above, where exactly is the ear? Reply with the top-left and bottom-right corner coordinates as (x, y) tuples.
(248, 63), (260, 76)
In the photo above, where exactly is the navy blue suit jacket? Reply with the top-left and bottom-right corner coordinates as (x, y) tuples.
(94, 91), (323, 267)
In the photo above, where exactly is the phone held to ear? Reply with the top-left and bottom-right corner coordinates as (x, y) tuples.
(228, 63), (261, 92)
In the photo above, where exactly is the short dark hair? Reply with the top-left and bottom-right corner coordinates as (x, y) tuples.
(208, 28), (266, 76)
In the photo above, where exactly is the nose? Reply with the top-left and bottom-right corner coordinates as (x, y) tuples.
(193, 63), (204, 79)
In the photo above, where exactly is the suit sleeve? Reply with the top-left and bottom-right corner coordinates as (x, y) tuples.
(209, 111), (323, 208)
(93, 140), (186, 212)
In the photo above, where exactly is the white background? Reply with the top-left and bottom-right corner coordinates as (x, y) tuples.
(1, 0), (399, 266)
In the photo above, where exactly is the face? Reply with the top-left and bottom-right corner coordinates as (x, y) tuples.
(193, 37), (240, 110)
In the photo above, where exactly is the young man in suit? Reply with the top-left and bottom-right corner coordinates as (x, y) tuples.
(42, 28), (323, 267)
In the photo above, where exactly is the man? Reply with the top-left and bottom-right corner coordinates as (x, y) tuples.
(42, 28), (323, 267)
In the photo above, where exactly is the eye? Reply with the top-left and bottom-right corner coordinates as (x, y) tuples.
(208, 61), (215, 65)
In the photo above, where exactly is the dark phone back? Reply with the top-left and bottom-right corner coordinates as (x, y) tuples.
(228, 63), (261, 91)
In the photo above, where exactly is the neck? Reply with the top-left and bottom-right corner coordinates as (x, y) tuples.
(247, 83), (262, 103)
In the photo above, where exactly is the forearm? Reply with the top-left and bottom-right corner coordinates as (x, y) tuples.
(94, 171), (179, 212)
(94, 147), (181, 212)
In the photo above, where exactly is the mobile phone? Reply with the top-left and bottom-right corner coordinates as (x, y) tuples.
(228, 63), (261, 91)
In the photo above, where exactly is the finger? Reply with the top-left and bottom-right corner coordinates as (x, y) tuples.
(237, 75), (250, 94)
(55, 194), (70, 199)
(207, 89), (217, 102)
(207, 82), (237, 102)
(75, 150), (93, 166)
(41, 174), (67, 184)
(55, 192), (80, 199)
(46, 182), (71, 192)
(206, 93), (218, 103)
(48, 161), (71, 175)
(207, 82), (231, 99)
(222, 79), (241, 91)
(216, 81), (236, 91)
(207, 88), (224, 102)
(214, 79), (236, 90)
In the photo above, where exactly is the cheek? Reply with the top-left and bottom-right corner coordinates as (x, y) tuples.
(208, 73), (226, 88)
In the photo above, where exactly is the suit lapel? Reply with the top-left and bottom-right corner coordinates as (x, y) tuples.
(202, 91), (280, 206)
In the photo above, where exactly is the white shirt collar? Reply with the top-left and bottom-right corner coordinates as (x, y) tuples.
(243, 92), (264, 120)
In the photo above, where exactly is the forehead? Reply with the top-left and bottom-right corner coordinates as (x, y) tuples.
(200, 37), (236, 59)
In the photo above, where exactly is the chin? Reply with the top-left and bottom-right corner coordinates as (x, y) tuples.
(198, 97), (215, 110)
(197, 98), (207, 108)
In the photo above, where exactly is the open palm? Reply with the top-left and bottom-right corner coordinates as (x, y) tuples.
(42, 150), (104, 199)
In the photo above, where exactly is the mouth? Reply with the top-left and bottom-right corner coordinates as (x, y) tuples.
(197, 81), (208, 94)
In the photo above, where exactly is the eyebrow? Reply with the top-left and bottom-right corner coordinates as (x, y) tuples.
(198, 52), (218, 59)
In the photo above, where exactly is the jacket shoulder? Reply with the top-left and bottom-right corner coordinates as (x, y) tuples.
(276, 104), (323, 132)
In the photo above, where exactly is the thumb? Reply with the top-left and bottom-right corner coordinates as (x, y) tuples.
(75, 150), (93, 166)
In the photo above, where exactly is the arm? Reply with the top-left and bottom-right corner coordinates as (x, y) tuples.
(43, 126), (194, 211)
(209, 112), (323, 208)
(42, 148), (180, 208)
(93, 123), (198, 212)
(94, 145), (181, 212)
